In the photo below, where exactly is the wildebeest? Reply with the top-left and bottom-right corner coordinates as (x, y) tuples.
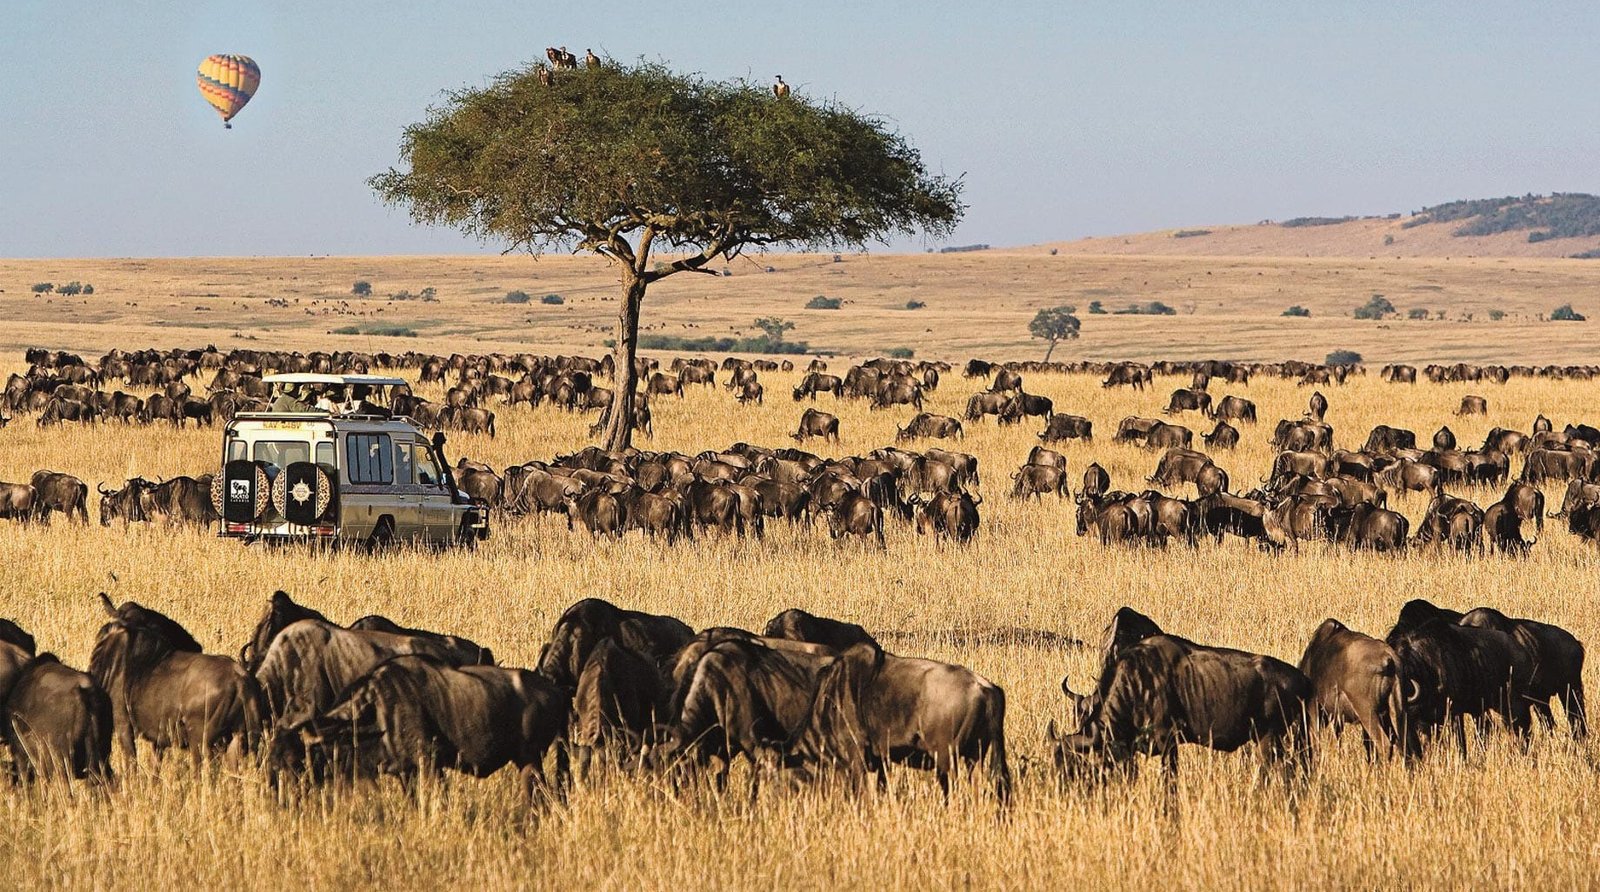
(1458, 607), (1585, 738)
(1202, 419), (1239, 450)
(1456, 395), (1488, 416)
(271, 654), (567, 800)
(1298, 619), (1414, 757)
(1164, 388), (1212, 416)
(1214, 395), (1258, 424)
(792, 408), (840, 443)
(535, 598), (694, 695)
(912, 491), (981, 542)
(568, 637), (667, 775)
(1081, 462), (1111, 499)
(1039, 413), (1092, 443)
(1011, 463), (1069, 500)
(795, 641), (1010, 801)
(0, 631), (113, 783)
(828, 491), (886, 546)
(1053, 633), (1312, 780)
(1386, 600), (1534, 755)
(0, 481), (37, 521)
(29, 471), (89, 524)
(89, 595), (265, 761)
(1364, 424), (1417, 453)
(792, 372), (843, 401)
(763, 609), (877, 650)
(896, 412), (963, 441)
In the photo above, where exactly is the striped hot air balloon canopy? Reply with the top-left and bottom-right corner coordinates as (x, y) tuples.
(197, 54), (260, 128)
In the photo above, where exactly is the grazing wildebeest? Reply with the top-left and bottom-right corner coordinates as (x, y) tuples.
(0, 631), (113, 783)
(1144, 421), (1193, 450)
(1011, 463), (1069, 500)
(535, 598), (694, 695)
(89, 595), (265, 761)
(1053, 634), (1312, 780)
(28, 470), (89, 524)
(792, 372), (844, 401)
(1458, 607), (1585, 738)
(1164, 388), (1212, 416)
(0, 481), (37, 521)
(1298, 619), (1414, 758)
(1202, 419), (1240, 450)
(1081, 462), (1111, 499)
(1330, 503), (1409, 552)
(795, 641), (1010, 801)
(964, 391), (1009, 422)
(828, 491), (886, 546)
(896, 412), (963, 441)
(270, 654), (567, 801)
(763, 609), (877, 650)
(1364, 424), (1417, 453)
(1386, 600), (1534, 755)
(568, 638), (667, 775)
(240, 588), (493, 673)
(1456, 395), (1488, 416)
(792, 408), (840, 443)
(1039, 414), (1092, 443)
(912, 491), (981, 542)
(1214, 395), (1258, 424)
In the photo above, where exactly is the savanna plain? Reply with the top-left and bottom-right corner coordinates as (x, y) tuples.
(1, 253), (1599, 889)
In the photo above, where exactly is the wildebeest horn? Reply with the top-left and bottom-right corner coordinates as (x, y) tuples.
(97, 592), (117, 617)
(1405, 679), (1422, 704)
(97, 483), (112, 495)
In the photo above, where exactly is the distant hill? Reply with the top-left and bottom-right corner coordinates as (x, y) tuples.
(1032, 193), (1600, 258)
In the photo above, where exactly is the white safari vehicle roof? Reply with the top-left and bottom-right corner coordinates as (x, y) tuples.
(262, 373), (408, 387)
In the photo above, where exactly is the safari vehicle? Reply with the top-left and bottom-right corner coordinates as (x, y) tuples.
(215, 373), (488, 546)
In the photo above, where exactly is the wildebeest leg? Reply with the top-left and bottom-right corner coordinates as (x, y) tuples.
(1564, 684), (1588, 739)
(1530, 699), (1557, 734)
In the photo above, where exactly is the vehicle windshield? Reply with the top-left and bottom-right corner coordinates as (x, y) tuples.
(254, 440), (310, 468)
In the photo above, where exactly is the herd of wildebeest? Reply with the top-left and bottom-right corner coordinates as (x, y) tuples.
(0, 347), (1592, 804)
(0, 589), (1583, 807)
(6, 347), (1600, 555)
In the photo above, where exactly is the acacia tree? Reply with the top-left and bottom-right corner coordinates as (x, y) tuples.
(1028, 305), (1081, 361)
(372, 60), (963, 449)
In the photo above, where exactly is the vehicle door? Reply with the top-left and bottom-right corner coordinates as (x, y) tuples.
(414, 441), (457, 539)
(344, 431), (416, 538)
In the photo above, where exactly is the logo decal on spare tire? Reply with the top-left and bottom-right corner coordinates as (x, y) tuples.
(230, 479), (250, 501)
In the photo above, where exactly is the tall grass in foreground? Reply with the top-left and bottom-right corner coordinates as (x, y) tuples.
(0, 369), (1597, 887)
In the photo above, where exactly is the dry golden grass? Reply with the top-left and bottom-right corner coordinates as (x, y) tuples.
(2, 363), (1600, 888)
(5, 251), (1600, 366)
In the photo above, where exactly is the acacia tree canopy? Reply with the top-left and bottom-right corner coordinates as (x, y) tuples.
(1028, 306), (1081, 361)
(372, 59), (963, 448)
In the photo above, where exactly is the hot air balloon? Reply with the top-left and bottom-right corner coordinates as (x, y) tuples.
(196, 54), (260, 128)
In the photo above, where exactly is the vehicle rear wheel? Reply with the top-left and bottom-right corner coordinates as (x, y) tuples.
(366, 516), (395, 552)
(455, 518), (478, 551)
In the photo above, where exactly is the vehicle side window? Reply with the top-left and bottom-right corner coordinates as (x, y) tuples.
(226, 438), (247, 462)
(394, 442), (415, 485)
(347, 433), (393, 484)
(416, 446), (443, 487)
(315, 441), (336, 468)
(255, 441), (310, 468)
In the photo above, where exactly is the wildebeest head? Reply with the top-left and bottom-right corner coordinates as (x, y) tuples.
(242, 590), (334, 673)
(89, 593), (203, 693)
(98, 478), (153, 526)
(0, 617), (36, 656)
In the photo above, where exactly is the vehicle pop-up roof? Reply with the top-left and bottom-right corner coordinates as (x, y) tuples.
(260, 373), (408, 416)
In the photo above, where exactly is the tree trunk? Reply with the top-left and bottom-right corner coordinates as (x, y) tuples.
(1043, 338), (1057, 362)
(603, 276), (647, 452)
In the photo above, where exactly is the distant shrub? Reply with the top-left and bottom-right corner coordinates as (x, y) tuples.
(390, 290), (414, 301)
(1172, 229), (1212, 239)
(1570, 248), (1600, 259)
(805, 295), (842, 310)
(886, 347), (915, 359)
(1353, 294), (1396, 320)
(81, 284), (94, 295)
(504, 290), (531, 304)
(351, 280), (372, 296)
(1282, 216), (1357, 228)
(1282, 306), (1311, 317)
(1383, 234), (1395, 246)
(1113, 301), (1176, 316)
(333, 324), (419, 337)
(54, 282), (83, 296)
(1407, 308), (1429, 320)
(1087, 300), (1106, 314)
(419, 287), (438, 302)
(628, 334), (810, 354)
(1326, 349), (1363, 366)
(540, 293), (565, 305)
(29, 282), (52, 294)
(904, 300), (926, 310)
(1550, 304), (1586, 322)
(332, 325), (360, 335)
(1488, 309), (1506, 321)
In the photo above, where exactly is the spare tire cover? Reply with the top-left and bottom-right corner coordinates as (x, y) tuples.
(277, 461), (337, 526)
(222, 459), (272, 523)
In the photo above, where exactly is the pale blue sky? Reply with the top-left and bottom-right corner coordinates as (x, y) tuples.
(2, 1), (1596, 256)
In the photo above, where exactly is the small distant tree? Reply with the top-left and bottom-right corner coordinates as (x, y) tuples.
(81, 284), (94, 295)
(1028, 305), (1081, 361)
(1551, 304), (1586, 322)
(1353, 294), (1396, 320)
(886, 346), (915, 359)
(1087, 300), (1106, 314)
(1488, 309), (1506, 321)
(419, 286), (438, 302)
(55, 282), (83, 296)
(806, 295), (842, 310)
(904, 299), (926, 310)
(1326, 349), (1363, 366)
(1282, 305), (1310, 317)
(1407, 307), (1429, 320)
(753, 317), (796, 343)
(540, 293), (565, 305)
(351, 280), (373, 296)
(504, 290), (531, 304)
(30, 282), (52, 294)
(371, 59), (962, 450)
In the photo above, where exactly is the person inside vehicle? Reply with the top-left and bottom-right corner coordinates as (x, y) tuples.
(271, 384), (312, 413)
(314, 388), (339, 413)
